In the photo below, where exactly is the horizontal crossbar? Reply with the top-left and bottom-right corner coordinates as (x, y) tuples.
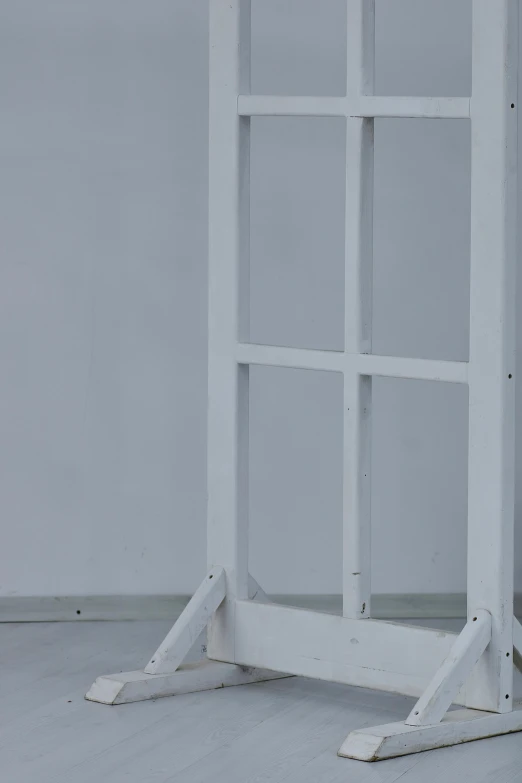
(238, 95), (471, 120)
(237, 343), (469, 384)
(211, 600), (472, 700)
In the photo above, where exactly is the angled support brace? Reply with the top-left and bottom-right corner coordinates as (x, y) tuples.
(247, 573), (270, 603)
(339, 610), (522, 761)
(85, 570), (288, 705)
(513, 616), (522, 674)
(145, 568), (226, 674)
(145, 570), (271, 675)
(405, 609), (491, 726)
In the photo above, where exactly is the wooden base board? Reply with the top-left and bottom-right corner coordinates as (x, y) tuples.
(338, 703), (522, 761)
(85, 659), (291, 705)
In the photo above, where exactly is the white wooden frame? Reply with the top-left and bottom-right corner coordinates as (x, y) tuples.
(87, 0), (522, 762)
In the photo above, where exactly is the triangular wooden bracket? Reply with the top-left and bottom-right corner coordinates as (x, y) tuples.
(404, 609), (491, 726)
(144, 567), (226, 675)
(512, 616), (522, 674)
(145, 569), (271, 674)
(85, 569), (288, 705)
(339, 610), (522, 761)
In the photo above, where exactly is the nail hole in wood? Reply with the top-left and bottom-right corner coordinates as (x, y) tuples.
(509, 374), (513, 379)
(506, 694), (510, 699)
(507, 652), (510, 657)
(414, 711), (419, 715)
(76, 610), (81, 615)
(473, 616), (477, 621)
(209, 574), (213, 579)
(511, 103), (515, 108)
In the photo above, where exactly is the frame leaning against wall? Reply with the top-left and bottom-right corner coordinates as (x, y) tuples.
(87, 0), (522, 762)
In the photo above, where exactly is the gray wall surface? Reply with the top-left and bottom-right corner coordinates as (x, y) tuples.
(0, 0), (519, 597)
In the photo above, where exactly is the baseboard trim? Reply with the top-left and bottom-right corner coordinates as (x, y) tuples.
(2, 592), (521, 623)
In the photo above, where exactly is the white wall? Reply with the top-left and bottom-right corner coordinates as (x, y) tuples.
(0, 0), (519, 597)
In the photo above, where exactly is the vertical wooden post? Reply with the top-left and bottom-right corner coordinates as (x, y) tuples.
(207, 0), (251, 660)
(343, 0), (375, 619)
(466, 0), (518, 713)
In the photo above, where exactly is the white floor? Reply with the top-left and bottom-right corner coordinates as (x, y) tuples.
(2, 617), (522, 782)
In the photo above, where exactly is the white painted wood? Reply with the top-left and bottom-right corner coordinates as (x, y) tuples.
(238, 95), (347, 117)
(248, 574), (270, 603)
(237, 95), (470, 119)
(86, 660), (289, 705)
(236, 342), (468, 383)
(405, 609), (492, 726)
(207, 0), (251, 669)
(236, 342), (345, 373)
(207, 0), (251, 596)
(7, 621), (522, 782)
(513, 617), (522, 651)
(223, 599), (462, 698)
(355, 95), (470, 119)
(83, 0), (521, 764)
(85, 567), (285, 706)
(356, 353), (468, 384)
(338, 703), (522, 762)
(144, 568), (226, 675)
(343, 0), (374, 620)
(343, 371), (372, 619)
(513, 616), (522, 673)
(465, 0), (518, 714)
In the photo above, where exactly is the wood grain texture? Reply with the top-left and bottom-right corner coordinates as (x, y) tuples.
(343, 0), (374, 620)
(339, 704), (522, 761)
(207, 0), (251, 669)
(86, 660), (289, 705)
(2, 620), (522, 782)
(513, 617), (522, 674)
(466, 0), (518, 714)
(145, 568), (226, 674)
(228, 600), (461, 698)
(406, 610), (491, 726)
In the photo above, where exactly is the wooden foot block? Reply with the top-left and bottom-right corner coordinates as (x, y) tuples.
(338, 703), (522, 762)
(85, 659), (291, 705)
